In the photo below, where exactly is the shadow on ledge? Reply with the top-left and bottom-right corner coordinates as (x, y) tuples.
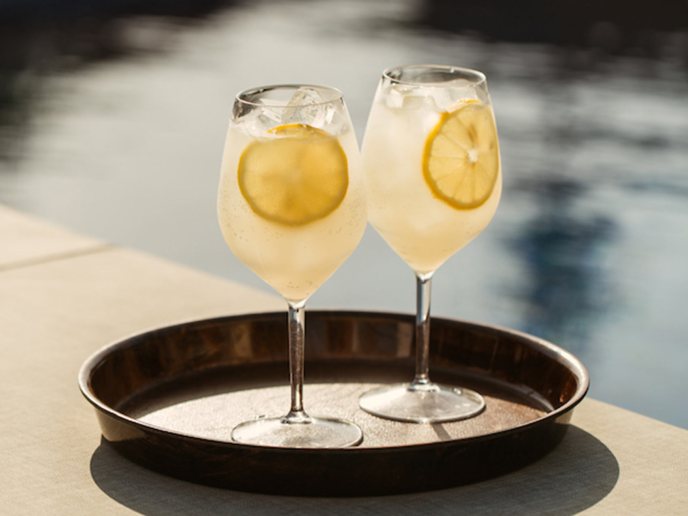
(90, 425), (619, 515)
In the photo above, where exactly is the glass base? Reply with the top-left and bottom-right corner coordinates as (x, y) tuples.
(231, 414), (363, 448)
(359, 382), (486, 423)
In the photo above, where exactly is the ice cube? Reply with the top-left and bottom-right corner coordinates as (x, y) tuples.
(424, 87), (455, 110)
(281, 87), (347, 134)
(384, 84), (443, 111)
(259, 99), (283, 124)
(384, 85), (405, 109)
(446, 80), (483, 108)
(402, 92), (436, 111)
(282, 87), (327, 126)
(286, 86), (323, 107)
(235, 100), (283, 136)
(384, 81), (482, 112)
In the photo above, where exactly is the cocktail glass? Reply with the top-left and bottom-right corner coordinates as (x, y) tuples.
(218, 84), (367, 446)
(359, 65), (501, 423)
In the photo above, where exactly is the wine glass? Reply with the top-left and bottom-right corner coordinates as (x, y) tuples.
(217, 84), (367, 447)
(359, 65), (502, 423)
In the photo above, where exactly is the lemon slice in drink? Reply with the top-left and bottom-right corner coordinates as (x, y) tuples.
(238, 124), (348, 226)
(423, 102), (500, 210)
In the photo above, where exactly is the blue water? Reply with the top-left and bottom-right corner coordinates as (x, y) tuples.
(1, 0), (687, 428)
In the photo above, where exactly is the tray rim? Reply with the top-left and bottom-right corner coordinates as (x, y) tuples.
(78, 309), (590, 453)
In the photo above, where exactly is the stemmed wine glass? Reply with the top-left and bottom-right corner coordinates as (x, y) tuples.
(217, 84), (367, 446)
(359, 65), (502, 423)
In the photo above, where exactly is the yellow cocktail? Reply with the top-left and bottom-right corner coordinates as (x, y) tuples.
(218, 85), (366, 447)
(360, 65), (501, 423)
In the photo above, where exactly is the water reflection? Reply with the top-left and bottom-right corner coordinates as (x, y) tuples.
(416, 0), (688, 64)
(0, 0), (239, 162)
(510, 180), (616, 356)
(505, 65), (618, 355)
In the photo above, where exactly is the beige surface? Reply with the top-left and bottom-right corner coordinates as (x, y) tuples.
(1, 207), (687, 515)
(0, 204), (105, 269)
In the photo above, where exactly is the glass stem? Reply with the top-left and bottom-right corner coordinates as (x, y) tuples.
(412, 272), (433, 387)
(285, 300), (310, 423)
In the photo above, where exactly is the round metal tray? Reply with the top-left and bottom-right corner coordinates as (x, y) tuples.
(79, 311), (588, 496)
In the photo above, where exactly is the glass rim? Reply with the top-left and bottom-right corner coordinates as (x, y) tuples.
(382, 64), (487, 87)
(235, 84), (344, 108)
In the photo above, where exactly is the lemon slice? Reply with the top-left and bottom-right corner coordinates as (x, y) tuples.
(238, 124), (348, 226)
(423, 102), (500, 210)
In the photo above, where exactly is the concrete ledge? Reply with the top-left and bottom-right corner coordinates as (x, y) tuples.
(0, 205), (105, 270)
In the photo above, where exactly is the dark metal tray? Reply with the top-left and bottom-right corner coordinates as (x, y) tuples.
(79, 311), (588, 496)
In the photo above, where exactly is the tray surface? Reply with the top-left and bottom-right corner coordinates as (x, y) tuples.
(128, 362), (548, 447)
(79, 311), (588, 496)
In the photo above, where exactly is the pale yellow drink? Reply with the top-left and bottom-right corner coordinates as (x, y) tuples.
(358, 66), (499, 424)
(220, 85), (366, 448)
(218, 123), (366, 302)
(363, 91), (501, 275)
